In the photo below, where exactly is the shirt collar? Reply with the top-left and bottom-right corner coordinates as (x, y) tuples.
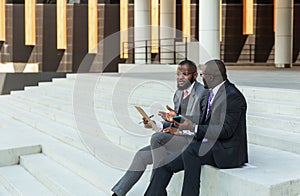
(210, 80), (226, 102)
(184, 81), (195, 96)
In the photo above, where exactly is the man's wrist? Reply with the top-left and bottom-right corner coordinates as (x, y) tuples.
(178, 130), (183, 135)
(191, 123), (196, 132)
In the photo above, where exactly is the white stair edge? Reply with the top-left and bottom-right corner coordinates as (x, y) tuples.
(0, 165), (54, 196)
(20, 154), (106, 196)
(0, 145), (42, 167)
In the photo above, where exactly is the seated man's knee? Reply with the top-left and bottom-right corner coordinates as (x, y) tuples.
(150, 132), (165, 146)
(182, 143), (198, 159)
(134, 146), (151, 161)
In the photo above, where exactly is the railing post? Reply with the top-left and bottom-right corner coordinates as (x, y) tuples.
(122, 42), (124, 59)
(145, 40), (148, 64)
(159, 39), (161, 64)
(249, 44), (252, 62)
(173, 38), (176, 64)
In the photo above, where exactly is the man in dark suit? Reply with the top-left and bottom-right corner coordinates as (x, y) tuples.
(111, 60), (208, 196)
(144, 59), (248, 196)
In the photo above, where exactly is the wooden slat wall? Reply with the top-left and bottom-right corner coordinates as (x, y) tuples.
(57, 0), (67, 49)
(25, 0), (36, 45)
(151, 0), (159, 53)
(182, 0), (190, 42)
(120, 0), (128, 58)
(243, 0), (254, 35)
(0, 0), (5, 41)
(88, 0), (98, 54)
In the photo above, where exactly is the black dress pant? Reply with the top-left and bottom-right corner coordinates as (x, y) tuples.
(144, 141), (216, 196)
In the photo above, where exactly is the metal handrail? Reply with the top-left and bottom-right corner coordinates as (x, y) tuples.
(220, 43), (275, 63)
(122, 37), (188, 64)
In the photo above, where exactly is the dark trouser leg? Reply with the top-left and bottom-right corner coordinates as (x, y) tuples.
(150, 132), (192, 170)
(112, 145), (153, 196)
(181, 142), (216, 196)
(144, 154), (184, 196)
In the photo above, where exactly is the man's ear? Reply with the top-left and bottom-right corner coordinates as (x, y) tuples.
(193, 72), (198, 79)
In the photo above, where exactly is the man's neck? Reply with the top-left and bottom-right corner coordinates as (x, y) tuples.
(184, 81), (196, 92)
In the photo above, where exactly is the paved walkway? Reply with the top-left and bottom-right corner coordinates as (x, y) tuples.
(117, 64), (300, 91)
(227, 66), (300, 90)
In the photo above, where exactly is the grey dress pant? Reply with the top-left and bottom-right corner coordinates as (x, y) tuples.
(112, 132), (192, 196)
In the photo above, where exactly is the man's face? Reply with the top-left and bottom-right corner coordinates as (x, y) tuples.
(201, 65), (216, 89)
(176, 64), (196, 90)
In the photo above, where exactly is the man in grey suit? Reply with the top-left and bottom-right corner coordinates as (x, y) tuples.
(144, 59), (248, 196)
(111, 60), (207, 196)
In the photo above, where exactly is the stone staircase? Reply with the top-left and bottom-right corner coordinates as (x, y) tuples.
(0, 69), (299, 195)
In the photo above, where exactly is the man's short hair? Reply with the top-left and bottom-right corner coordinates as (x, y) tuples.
(205, 59), (227, 80)
(178, 60), (197, 72)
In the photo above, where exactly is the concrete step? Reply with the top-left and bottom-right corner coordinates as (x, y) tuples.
(0, 98), (150, 152)
(24, 81), (173, 112)
(39, 80), (300, 122)
(20, 153), (106, 196)
(22, 84), (173, 118)
(7, 92), (158, 133)
(248, 126), (300, 155)
(201, 144), (300, 196)
(0, 145), (42, 167)
(10, 90), (71, 113)
(49, 73), (177, 96)
(247, 112), (300, 134)
(33, 81), (175, 107)
(25, 84), (172, 110)
(0, 165), (54, 196)
(0, 183), (10, 196)
(7, 79), (300, 157)
(247, 98), (300, 117)
(42, 140), (152, 196)
(0, 101), (87, 152)
(239, 86), (300, 104)
(52, 73), (176, 92)
(37, 76), (300, 123)
(9, 92), (169, 134)
(52, 78), (176, 94)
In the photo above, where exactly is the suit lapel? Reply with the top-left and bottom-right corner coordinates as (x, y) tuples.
(174, 90), (183, 113)
(186, 82), (198, 114)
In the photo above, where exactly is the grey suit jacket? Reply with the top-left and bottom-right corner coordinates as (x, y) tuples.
(163, 81), (208, 128)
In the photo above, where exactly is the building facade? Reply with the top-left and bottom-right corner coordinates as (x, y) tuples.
(0, 1), (299, 73)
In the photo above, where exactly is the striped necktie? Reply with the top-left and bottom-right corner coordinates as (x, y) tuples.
(206, 91), (214, 119)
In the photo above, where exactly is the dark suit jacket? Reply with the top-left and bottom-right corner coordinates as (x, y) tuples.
(163, 81), (208, 128)
(195, 80), (248, 169)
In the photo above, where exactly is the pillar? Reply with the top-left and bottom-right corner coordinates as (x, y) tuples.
(57, 0), (67, 50)
(134, 0), (150, 64)
(25, 0), (36, 46)
(88, 0), (98, 54)
(275, 0), (294, 68)
(160, 0), (175, 64)
(199, 0), (220, 64)
(120, 0), (128, 58)
(0, 0), (5, 41)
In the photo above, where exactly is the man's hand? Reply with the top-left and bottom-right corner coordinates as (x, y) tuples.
(142, 117), (153, 129)
(158, 105), (178, 122)
(162, 127), (180, 135)
(174, 117), (195, 131)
